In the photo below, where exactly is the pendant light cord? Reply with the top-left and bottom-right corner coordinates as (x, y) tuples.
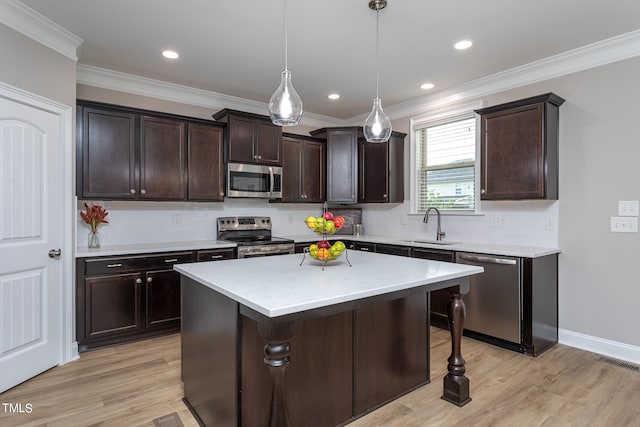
(284, 0), (289, 71)
(375, 8), (380, 99)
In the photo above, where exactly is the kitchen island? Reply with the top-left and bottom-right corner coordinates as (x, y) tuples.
(174, 251), (483, 427)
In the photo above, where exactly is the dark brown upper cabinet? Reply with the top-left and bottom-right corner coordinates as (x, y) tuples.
(78, 106), (137, 199)
(310, 127), (405, 204)
(77, 101), (225, 201)
(476, 93), (564, 200)
(187, 123), (225, 201)
(212, 109), (282, 165)
(358, 131), (405, 203)
(139, 115), (186, 200)
(310, 127), (358, 203)
(281, 134), (325, 203)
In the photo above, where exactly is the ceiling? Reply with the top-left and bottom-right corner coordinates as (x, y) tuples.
(18, 0), (640, 121)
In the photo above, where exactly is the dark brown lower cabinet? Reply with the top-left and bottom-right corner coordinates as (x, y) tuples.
(77, 251), (194, 351)
(84, 272), (142, 341)
(145, 269), (181, 329)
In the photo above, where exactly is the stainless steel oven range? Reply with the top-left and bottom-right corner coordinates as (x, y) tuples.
(217, 216), (295, 258)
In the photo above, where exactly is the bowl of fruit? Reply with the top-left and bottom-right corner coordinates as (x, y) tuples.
(307, 240), (347, 263)
(305, 212), (345, 235)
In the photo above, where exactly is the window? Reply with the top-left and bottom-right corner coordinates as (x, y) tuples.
(414, 115), (477, 213)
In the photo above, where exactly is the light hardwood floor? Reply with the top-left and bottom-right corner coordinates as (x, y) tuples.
(1, 329), (638, 426)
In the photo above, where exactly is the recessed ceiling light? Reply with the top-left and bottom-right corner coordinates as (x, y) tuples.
(454, 40), (472, 50)
(420, 83), (434, 90)
(328, 93), (340, 100)
(162, 50), (180, 59)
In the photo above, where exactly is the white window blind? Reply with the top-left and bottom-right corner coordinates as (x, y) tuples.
(415, 117), (476, 212)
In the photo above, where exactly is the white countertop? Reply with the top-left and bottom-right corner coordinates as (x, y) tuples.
(289, 234), (560, 258)
(74, 235), (560, 259)
(75, 240), (236, 258)
(174, 251), (483, 318)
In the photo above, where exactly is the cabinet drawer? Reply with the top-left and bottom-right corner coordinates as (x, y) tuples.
(197, 248), (236, 262)
(85, 252), (194, 275)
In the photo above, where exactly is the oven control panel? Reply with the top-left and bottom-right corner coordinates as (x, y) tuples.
(217, 216), (271, 232)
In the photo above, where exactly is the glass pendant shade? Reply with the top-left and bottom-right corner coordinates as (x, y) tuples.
(269, 69), (303, 126)
(363, 98), (392, 142)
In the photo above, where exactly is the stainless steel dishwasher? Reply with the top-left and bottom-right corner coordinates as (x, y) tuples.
(456, 252), (521, 344)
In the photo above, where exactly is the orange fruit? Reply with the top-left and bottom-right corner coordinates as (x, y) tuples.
(317, 248), (329, 261)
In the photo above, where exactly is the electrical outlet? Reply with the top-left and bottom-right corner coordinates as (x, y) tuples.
(490, 216), (504, 227)
(544, 217), (556, 231)
(618, 201), (639, 217)
(400, 214), (408, 225)
(172, 214), (182, 227)
(610, 217), (638, 233)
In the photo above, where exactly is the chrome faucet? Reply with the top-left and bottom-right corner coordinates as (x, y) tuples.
(423, 207), (446, 241)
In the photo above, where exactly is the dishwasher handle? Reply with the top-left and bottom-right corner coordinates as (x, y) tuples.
(458, 254), (517, 265)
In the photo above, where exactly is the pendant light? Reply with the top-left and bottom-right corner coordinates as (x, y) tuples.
(363, 0), (392, 143)
(269, 0), (303, 126)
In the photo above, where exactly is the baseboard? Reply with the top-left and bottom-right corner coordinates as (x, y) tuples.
(559, 329), (640, 364)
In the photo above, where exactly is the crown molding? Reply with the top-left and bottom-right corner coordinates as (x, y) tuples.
(77, 29), (640, 127)
(347, 29), (640, 124)
(0, 0), (82, 61)
(76, 64), (344, 128)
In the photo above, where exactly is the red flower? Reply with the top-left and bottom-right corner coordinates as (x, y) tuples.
(80, 203), (109, 232)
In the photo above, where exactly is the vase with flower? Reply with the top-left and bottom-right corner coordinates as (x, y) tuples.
(80, 203), (109, 248)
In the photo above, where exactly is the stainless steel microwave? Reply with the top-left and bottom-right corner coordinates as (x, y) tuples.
(227, 163), (282, 199)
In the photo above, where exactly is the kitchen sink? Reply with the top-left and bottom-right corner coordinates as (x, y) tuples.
(400, 239), (461, 246)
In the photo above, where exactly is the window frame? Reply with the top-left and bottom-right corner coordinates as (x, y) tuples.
(409, 100), (484, 215)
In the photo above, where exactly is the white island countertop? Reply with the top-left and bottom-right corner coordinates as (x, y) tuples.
(174, 251), (483, 318)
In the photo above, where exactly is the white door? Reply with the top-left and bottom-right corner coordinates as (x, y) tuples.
(0, 94), (62, 392)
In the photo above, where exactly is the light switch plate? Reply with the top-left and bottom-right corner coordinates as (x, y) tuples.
(610, 217), (638, 233)
(618, 201), (639, 216)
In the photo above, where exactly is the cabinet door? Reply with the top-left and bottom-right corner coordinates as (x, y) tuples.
(85, 273), (142, 340)
(255, 120), (281, 165)
(301, 140), (325, 202)
(140, 116), (186, 200)
(387, 133), (405, 203)
(145, 269), (181, 329)
(358, 138), (389, 202)
(187, 123), (224, 201)
(282, 136), (325, 203)
(80, 107), (137, 199)
(480, 102), (545, 199)
(327, 130), (357, 203)
(227, 115), (256, 163)
(281, 136), (303, 202)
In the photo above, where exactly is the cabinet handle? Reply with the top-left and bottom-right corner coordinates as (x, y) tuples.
(258, 155), (262, 159)
(147, 277), (153, 283)
(220, 192), (225, 197)
(359, 247), (369, 251)
(141, 189), (146, 195)
(164, 258), (178, 263)
(383, 194), (387, 198)
(210, 255), (224, 259)
(107, 263), (123, 268)
(135, 278), (142, 284)
(481, 189), (486, 194)
(130, 189), (136, 194)
(253, 154), (258, 159)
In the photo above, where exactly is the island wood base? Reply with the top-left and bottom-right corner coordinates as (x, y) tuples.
(181, 275), (471, 426)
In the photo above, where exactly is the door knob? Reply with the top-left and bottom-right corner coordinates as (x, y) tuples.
(48, 249), (61, 259)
